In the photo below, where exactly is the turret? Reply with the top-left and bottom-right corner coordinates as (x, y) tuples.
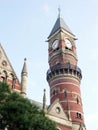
(21, 58), (27, 97)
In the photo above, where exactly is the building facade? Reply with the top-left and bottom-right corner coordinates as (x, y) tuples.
(0, 13), (86, 130)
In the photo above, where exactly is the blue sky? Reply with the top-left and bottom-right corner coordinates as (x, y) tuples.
(0, 0), (98, 130)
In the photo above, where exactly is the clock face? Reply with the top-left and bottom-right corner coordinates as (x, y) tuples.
(52, 39), (59, 50)
(65, 39), (72, 49)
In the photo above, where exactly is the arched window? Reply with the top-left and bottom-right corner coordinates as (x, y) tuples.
(0, 76), (5, 82)
(65, 62), (70, 69)
(10, 73), (15, 89)
(53, 89), (58, 96)
(76, 112), (82, 119)
(0, 70), (7, 82)
(77, 96), (79, 104)
(64, 89), (67, 98)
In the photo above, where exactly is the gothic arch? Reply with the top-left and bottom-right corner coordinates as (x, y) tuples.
(9, 73), (14, 79)
(9, 73), (16, 89)
(65, 61), (70, 69)
(0, 70), (8, 82)
(2, 70), (7, 77)
(63, 89), (67, 98)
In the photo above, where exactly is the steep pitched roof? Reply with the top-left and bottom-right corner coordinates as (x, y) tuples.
(0, 43), (21, 91)
(0, 43), (20, 80)
(48, 17), (75, 38)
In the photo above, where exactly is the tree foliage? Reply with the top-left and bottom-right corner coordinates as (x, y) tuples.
(0, 82), (58, 130)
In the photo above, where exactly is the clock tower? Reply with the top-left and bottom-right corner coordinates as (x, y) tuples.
(46, 13), (86, 130)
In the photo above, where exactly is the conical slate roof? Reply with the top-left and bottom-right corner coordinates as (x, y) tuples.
(48, 17), (74, 38)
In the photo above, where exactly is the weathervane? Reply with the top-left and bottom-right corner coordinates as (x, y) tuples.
(58, 6), (61, 18)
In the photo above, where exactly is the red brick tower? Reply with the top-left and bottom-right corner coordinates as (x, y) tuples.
(46, 13), (86, 130)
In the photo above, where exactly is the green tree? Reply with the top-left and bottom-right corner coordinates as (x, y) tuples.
(0, 82), (58, 130)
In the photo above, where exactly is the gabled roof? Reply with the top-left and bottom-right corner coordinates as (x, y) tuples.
(0, 43), (21, 91)
(47, 99), (68, 120)
(0, 43), (20, 81)
(48, 16), (75, 38)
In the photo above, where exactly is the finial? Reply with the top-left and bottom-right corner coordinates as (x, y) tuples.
(43, 89), (46, 101)
(24, 58), (26, 61)
(21, 57), (27, 74)
(58, 6), (61, 18)
(44, 89), (46, 93)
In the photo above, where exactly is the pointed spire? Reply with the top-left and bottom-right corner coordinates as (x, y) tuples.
(21, 58), (28, 98)
(43, 89), (47, 113)
(21, 58), (27, 74)
(48, 10), (75, 39)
